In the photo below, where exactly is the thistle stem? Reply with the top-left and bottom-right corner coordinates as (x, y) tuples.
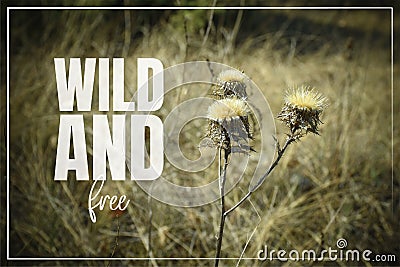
(224, 136), (294, 218)
(214, 136), (294, 265)
(215, 148), (229, 267)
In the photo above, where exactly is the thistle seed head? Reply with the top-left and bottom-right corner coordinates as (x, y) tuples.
(205, 98), (253, 153)
(278, 85), (328, 139)
(213, 70), (248, 99)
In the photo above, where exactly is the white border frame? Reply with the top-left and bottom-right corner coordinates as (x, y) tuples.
(6, 6), (394, 262)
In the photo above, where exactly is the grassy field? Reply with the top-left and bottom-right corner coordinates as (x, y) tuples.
(3, 3), (399, 266)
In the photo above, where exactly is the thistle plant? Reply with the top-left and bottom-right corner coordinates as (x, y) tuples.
(213, 69), (248, 100)
(204, 70), (252, 266)
(206, 76), (328, 267)
(278, 85), (328, 139)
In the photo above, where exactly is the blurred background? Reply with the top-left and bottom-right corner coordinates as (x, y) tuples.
(2, 0), (399, 266)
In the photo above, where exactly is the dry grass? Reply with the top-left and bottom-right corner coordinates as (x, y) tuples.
(3, 6), (399, 267)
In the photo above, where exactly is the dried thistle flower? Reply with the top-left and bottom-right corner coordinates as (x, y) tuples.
(213, 70), (248, 99)
(205, 98), (252, 153)
(277, 85), (328, 139)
